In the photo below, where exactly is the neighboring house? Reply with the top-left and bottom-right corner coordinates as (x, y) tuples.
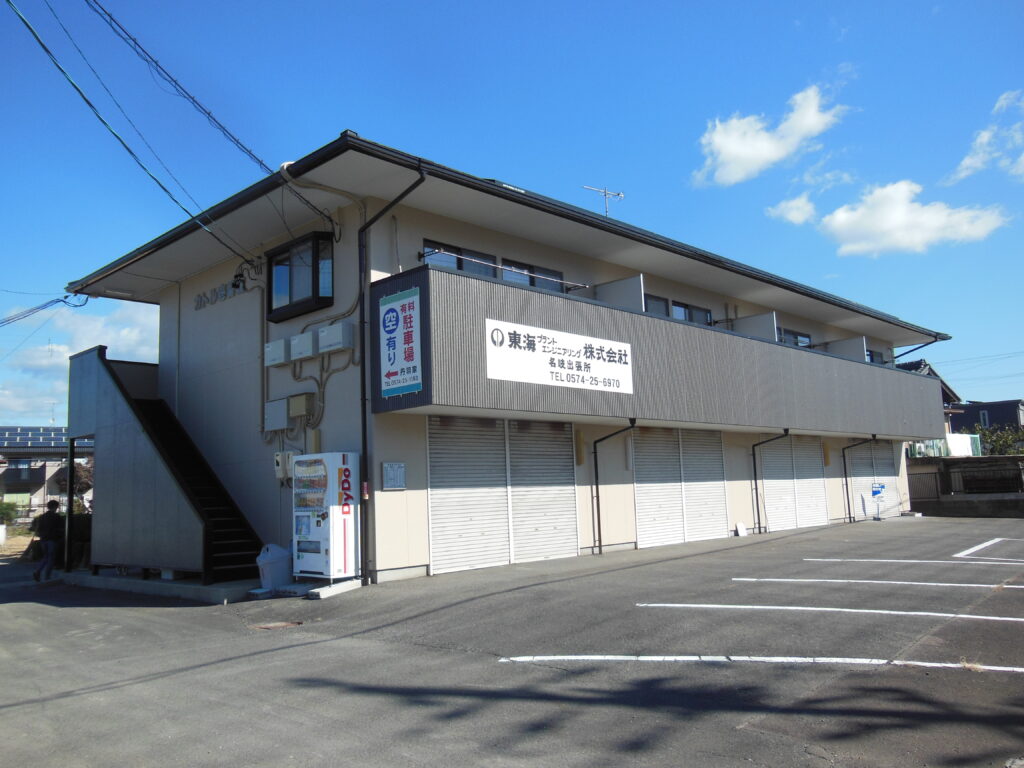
(64, 131), (950, 585)
(0, 427), (94, 514)
(949, 400), (1024, 433)
(897, 360), (979, 457)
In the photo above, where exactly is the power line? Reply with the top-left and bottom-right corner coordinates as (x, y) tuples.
(6, 0), (256, 266)
(932, 350), (1024, 365)
(0, 295), (89, 330)
(84, 0), (337, 234)
(41, 0), (256, 261)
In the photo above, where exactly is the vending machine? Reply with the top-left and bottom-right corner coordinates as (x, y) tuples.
(291, 452), (360, 581)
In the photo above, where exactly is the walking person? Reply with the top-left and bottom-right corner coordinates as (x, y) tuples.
(32, 500), (62, 582)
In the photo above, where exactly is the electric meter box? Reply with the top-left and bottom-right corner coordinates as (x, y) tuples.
(318, 322), (354, 353)
(291, 452), (360, 581)
(290, 331), (317, 360)
(264, 399), (289, 431)
(264, 338), (289, 367)
(288, 393), (314, 418)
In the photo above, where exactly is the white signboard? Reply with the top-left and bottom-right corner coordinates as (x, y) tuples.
(871, 482), (885, 500)
(380, 288), (422, 397)
(486, 319), (633, 394)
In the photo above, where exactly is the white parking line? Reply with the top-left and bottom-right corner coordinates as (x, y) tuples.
(636, 603), (1024, 623)
(952, 538), (1024, 562)
(805, 558), (1023, 566)
(498, 655), (1024, 674)
(733, 577), (1024, 589)
(953, 538), (1005, 558)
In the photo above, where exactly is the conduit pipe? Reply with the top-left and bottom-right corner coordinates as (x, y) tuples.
(750, 429), (790, 534)
(842, 435), (877, 523)
(356, 169), (426, 584)
(592, 418), (636, 555)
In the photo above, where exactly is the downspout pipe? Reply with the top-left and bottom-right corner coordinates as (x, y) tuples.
(356, 169), (426, 585)
(592, 418), (636, 555)
(842, 435), (877, 523)
(750, 429), (790, 534)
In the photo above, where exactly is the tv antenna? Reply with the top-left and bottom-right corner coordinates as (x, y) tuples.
(582, 185), (625, 217)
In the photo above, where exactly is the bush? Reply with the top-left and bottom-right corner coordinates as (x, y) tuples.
(0, 502), (19, 526)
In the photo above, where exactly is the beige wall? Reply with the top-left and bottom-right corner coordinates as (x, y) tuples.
(574, 424), (637, 552)
(369, 413), (429, 574)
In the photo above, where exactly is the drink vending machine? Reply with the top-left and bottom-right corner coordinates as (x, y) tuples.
(291, 452), (360, 581)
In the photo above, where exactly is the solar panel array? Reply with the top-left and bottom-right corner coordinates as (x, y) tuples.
(0, 427), (94, 451)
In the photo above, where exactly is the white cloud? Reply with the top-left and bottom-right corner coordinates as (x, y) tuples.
(0, 377), (67, 424)
(0, 303), (158, 425)
(993, 90), (1023, 114)
(820, 180), (1007, 255)
(946, 127), (998, 183)
(54, 303), (158, 362)
(946, 91), (1024, 183)
(800, 156), (855, 191)
(766, 193), (816, 225)
(694, 86), (847, 186)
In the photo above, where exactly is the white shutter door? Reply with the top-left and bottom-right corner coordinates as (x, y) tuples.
(680, 430), (729, 541)
(508, 421), (578, 563)
(428, 416), (510, 574)
(872, 441), (900, 517)
(634, 428), (685, 548)
(761, 438), (798, 531)
(793, 436), (828, 528)
(849, 443), (876, 519)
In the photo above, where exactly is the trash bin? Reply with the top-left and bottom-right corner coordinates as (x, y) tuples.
(256, 544), (292, 591)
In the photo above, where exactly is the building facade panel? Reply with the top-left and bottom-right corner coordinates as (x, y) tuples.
(408, 268), (943, 439)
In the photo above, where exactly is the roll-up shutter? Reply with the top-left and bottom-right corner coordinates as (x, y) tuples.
(760, 438), (798, 532)
(680, 430), (729, 541)
(872, 442), (900, 518)
(793, 436), (828, 527)
(848, 441), (901, 519)
(428, 416), (510, 574)
(634, 428), (685, 548)
(508, 421), (578, 562)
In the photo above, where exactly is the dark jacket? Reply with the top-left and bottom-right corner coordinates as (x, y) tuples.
(33, 510), (63, 542)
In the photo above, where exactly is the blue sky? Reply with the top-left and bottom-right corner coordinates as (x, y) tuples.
(1, 0), (1022, 425)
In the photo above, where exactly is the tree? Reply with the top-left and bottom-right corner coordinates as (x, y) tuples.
(0, 501), (18, 525)
(54, 457), (94, 499)
(967, 424), (1024, 456)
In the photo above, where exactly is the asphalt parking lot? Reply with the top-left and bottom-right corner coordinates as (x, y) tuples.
(2, 516), (1023, 767)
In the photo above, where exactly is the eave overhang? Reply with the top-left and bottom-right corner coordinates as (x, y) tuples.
(66, 131), (950, 348)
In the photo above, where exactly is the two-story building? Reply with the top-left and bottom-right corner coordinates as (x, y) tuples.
(66, 131), (949, 585)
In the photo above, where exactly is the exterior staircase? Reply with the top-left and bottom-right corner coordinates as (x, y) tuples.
(133, 399), (261, 584)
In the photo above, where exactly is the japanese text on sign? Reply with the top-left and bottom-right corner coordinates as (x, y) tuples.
(380, 287), (422, 397)
(485, 319), (633, 394)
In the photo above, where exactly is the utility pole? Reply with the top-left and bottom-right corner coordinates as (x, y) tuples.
(582, 185), (625, 217)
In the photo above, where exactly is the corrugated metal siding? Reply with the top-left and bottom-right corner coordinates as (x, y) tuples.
(634, 428), (685, 548)
(428, 417), (510, 573)
(850, 442), (901, 519)
(873, 442), (900, 518)
(680, 430), (729, 541)
(426, 269), (943, 439)
(761, 438), (798, 532)
(793, 436), (828, 527)
(508, 420), (578, 562)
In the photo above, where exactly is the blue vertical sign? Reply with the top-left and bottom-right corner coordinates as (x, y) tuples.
(379, 287), (422, 397)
